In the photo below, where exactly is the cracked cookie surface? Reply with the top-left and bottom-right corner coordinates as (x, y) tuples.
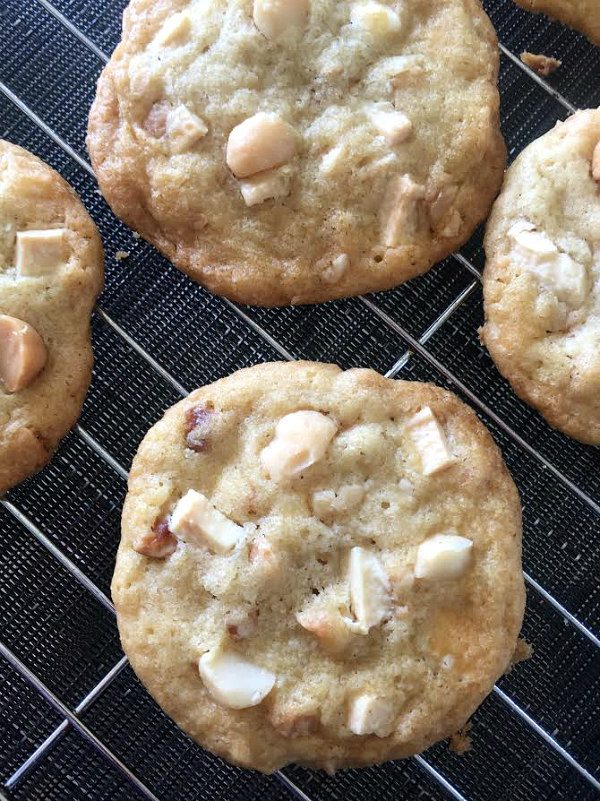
(482, 110), (600, 444)
(88, 0), (505, 306)
(113, 361), (524, 773)
(0, 141), (104, 492)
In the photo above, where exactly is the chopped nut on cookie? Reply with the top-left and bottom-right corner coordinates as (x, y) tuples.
(226, 113), (297, 178)
(133, 515), (177, 558)
(351, 2), (401, 37)
(167, 106), (208, 153)
(349, 546), (391, 633)
(405, 406), (455, 475)
(226, 608), (259, 640)
(414, 533), (473, 580)
(381, 174), (426, 247)
(0, 315), (47, 393)
(312, 483), (364, 520)
(239, 169), (290, 206)
(199, 648), (275, 709)
(253, 0), (309, 39)
(296, 606), (355, 654)
(170, 489), (245, 552)
(348, 693), (395, 737)
(185, 405), (215, 452)
(260, 410), (337, 482)
(16, 229), (67, 276)
(369, 105), (412, 145)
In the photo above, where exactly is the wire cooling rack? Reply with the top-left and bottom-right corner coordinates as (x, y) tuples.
(0, 1), (599, 799)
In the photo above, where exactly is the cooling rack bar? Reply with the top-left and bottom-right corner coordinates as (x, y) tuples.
(5, 656), (129, 789)
(4, 442), (599, 798)
(411, 757), (469, 801)
(0, 642), (162, 801)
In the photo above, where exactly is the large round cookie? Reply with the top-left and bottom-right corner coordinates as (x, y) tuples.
(482, 110), (600, 444)
(0, 141), (104, 493)
(113, 361), (524, 773)
(514, 0), (600, 46)
(88, 0), (505, 306)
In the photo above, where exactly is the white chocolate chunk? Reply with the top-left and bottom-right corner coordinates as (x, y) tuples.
(198, 648), (275, 709)
(253, 0), (309, 39)
(0, 315), (47, 393)
(167, 106), (208, 153)
(369, 106), (412, 145)
(351, 2), (401, 37)
(381, 174), (425, 247)
(322, 252), (349, 283)
(349, 547), (391, 633)
(239, 169), (290, 206)
(508, 222), (587, 306)
(260, 410), (337, 482)
(348, 694), (395, 737)
(405, 406), (455, 476)
(16, 229), (67, 276)
(414, 533), (473, 580)
(320, 145), (346, 176)
(155, 11), (191, 46)
(226, 112), (297, 178)
(169, 489), (244, 553)
(312, 483), (364, 518)
(592, 141), (600, 182)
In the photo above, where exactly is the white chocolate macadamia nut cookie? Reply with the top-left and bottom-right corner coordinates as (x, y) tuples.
(482, 109), (600, 444)
(113, 362), (524, 773)
(88, 0), (505, 306)
(0, 141), (103, 493)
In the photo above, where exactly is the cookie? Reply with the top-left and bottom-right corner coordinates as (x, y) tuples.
(88, 0), (505, 306)
(112, 361), (524, 773)
(514, 0), (600, 46)
(0, 141), (104, 493)
(482, 110), (600, 444)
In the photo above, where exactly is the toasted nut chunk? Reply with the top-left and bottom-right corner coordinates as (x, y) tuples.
(226, 112), (297, 178)
(520, 52), (561, 77)
(273, 710), (320, 738)
(167, 106), (208, 153)
(133, 515), (177, 558)
(16, 229), (67, 276)
(508, 221), (587, 306)
(199, 648), (275, 709)
(312, 483), (364, 519)
(414, 533), (473, 580)
(0, 315), (47, 393)
(349, 547), (391, 633)
(592, 142), (600, 182)
(348, 694), (395, 737)
(429, 183), (459, 228)
(351, 2), (401, 37)
(296, 607), (354, 654)
(405, 406), (455, 475)
(143, 102), (170, 138)
(239, 169), (290, 206)
(381, 174), (426, 247)
(170, 489), (245, 553)
(322, 253), (349, 283)
(155, 11), (191, 46)
(369, 106), (412, 145)
(261, 410), (337, 482)
(253, 0), (309, 39)
(227, 608), (259, 640)
(185, 405), (215, 452)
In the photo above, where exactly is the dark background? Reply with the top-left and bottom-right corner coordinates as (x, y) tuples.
(0, 1), (599, 799)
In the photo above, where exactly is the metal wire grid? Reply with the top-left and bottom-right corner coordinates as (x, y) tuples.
(0, 1), (598, 799)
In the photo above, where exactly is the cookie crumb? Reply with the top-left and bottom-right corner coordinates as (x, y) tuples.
(449, 722), (472, 754)
(115, 250), (130, 261)
(520, 52), (561, 77)
(511, 637), (533, 667)
(132, 231), (141, 240)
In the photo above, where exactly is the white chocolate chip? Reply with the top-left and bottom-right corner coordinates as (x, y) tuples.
(414, 533), (473, 580)
(312, 483), (364, 519)
(0, 315), (47, 393)
(198, 648), (275, 709)
(16, 229), (67, 276)
(405, 406), (455, 476)
(239, 169), (290, 206)
(253, 0), (309, 39)
(322, 252), (349, 284)
(369, 105), (412, 145)
(320, 145), (346, 176)
(348, 694), (395, 737)
(381, 174), (426, 247)
(167, 106), (208, 153)
(349, 546), (391, 633)
(169, 489), (245, 553)
(350, 2), (401, 37)
(508, 222), (587, 306)
(260, 410), (337, 482)
(226, 112), (297, 178)
(592, 141), (600, 182)
(155, 11), (191, 46)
